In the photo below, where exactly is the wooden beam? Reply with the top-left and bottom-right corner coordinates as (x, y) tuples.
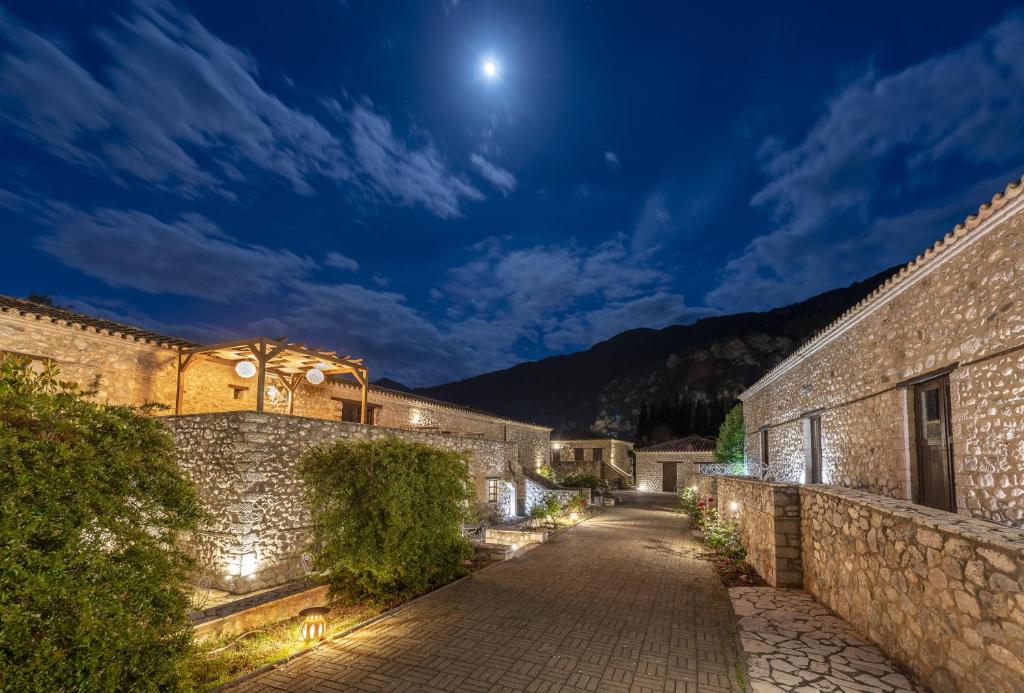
(358, 368), (369, 424)
(175, 350), (197, 415)
(255, 339), (267, 413)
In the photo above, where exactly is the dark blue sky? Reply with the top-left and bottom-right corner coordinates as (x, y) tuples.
(1, 1), (1022, 385)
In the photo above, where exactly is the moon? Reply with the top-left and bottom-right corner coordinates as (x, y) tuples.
(481, 58), (499, 80)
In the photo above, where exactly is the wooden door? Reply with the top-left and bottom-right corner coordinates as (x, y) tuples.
(662, 462), (677, 492)
(914, 376), (955, 512)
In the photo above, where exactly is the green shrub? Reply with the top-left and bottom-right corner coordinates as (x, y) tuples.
(560, 472), (602, 490)
(536, 462), (556, 482)
(702, 517), (746, 561)
(543, 493), (563, 517)
(299, 437), (474, 600)
(567, 491), (587, 515)
(0, 355), (202, 691)
(715, 404), (746, 474)
(679, 486), (700, 519)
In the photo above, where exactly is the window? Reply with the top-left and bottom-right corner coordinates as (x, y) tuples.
(760, 428), (769, 471)
(229, 385), (248, 400)
(807, 415), (822, 484)
(486, 477), (501, 503)
(332, 398), (376, 425)
(593, 447), (603, 462)
(551, 447), (561, 463)
(574, 447), (585, 462)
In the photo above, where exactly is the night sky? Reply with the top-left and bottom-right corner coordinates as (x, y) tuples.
(1, 1), (1022, 386)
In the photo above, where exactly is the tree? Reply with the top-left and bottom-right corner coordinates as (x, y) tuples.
(714, 403), (746, 474)
(0, 355), (202, 690)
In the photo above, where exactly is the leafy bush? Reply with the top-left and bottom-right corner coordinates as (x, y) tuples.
(560, 473), (602, 490)
(715, 404), (747, 474)
(679, 486), (700, 519)
(536, 462), (556, 481)
(0, 355), (202, 690)
(299, 437), (474, 600)
(703, 519), (746, 561)
(567, 491), (587, 515)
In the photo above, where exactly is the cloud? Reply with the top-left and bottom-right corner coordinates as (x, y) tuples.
(604, 151), (619, 167)
(38, 206), (316, 301)
(0, 2), (485, 218)
(441, 236), (704, 359)
(469, 153), (517, 195)
(708, 15), (1024, 311)
(349, 103), (483, 218)
(325, 251), (359, 272)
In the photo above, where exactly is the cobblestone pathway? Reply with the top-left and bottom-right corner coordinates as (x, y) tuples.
(232, 494), (744, 692)
(729, 588), (921, 692)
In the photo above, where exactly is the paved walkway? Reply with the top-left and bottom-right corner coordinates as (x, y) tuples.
(730, 588), (921, 692)
(232, 494), (745, 692)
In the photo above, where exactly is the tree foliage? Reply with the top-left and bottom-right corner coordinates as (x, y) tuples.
(299, 437), (475, 601)
(635, 393), (733, 446)
(714, 403), (746, 473)
(0, 355), (202, 691)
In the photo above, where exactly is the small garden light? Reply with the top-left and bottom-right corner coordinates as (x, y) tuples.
(299, 606), (329, 642)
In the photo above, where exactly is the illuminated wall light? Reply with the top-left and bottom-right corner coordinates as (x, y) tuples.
(729, 501), (739, 512)
(409, 409), (424, 425)
(305, 368), (325, 385)
(227, 552), (258, 579)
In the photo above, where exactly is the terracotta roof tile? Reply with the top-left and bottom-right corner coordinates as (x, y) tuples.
(636, 435), (716, 453)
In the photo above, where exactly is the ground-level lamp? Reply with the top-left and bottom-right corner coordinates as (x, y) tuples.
(299, 606), (329, 642)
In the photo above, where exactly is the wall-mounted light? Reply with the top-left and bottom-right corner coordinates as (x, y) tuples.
(729, 501), (739, 512)
(299, 607), (329, 642)
(235, 360), (257, 379)
(266, 385), (280, 401)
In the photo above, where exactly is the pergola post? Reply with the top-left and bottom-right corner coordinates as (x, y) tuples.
(255, 338), (267, 412)
(359, 368), (369, 424)
(175, 351), (195, 415)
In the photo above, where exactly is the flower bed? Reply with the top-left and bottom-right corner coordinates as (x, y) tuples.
(679, 487), (764, 587)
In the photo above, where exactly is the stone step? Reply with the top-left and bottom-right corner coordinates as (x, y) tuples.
(473, 541), (516, 562)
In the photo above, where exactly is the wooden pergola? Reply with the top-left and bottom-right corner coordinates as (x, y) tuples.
(175, 337), (368, 421)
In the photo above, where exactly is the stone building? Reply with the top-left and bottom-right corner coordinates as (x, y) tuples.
(740, 177), (1024, 527)
(0, 295), (551, 590)
(634, 435), (716, 492)
(550, 437), (634, 487)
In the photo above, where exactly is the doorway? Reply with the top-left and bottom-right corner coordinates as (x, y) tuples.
(914, 376), (956, 512)
(662, 462), (677, 492)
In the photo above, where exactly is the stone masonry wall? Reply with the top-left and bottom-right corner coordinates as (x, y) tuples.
(636, 451), (714, 492)
(713, 476), (803, 587)
(801, 485), (1024, 691)
(0, 308), (179, 407)
(742, 198), (1024, 525)
(166, 411), (516, 594)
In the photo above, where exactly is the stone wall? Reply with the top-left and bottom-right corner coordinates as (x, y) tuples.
(635, 451), (714, 492)
(551, 439), (633, 487)
(0, 307), (179, 407)
(742, 193), (1024, 526)
(166, 411), (516, 594)
(713, 476), (802, 587)
(523, 477), (589, 515)
(801, 485), (1024, 691)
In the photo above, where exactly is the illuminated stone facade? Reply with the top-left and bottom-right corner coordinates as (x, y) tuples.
(741, 181), (1024, 527)
(550, 438), (633, 487)
(715, 476), (802, 587)
(167, 411), (518, 593)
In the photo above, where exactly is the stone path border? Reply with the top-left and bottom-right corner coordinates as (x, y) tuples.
(729, 587), (922, 692)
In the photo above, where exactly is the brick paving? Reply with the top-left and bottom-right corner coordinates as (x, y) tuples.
(230, 493), (745, 692)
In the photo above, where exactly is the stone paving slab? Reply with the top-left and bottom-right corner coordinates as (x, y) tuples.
(729, 587), (922, 692)
(228, 495), (744, 692)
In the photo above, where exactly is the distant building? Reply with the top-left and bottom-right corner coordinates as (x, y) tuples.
(550, 437), (634, 487)
(740, 177), (1024, 527)
(635, 435), (716, 492)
